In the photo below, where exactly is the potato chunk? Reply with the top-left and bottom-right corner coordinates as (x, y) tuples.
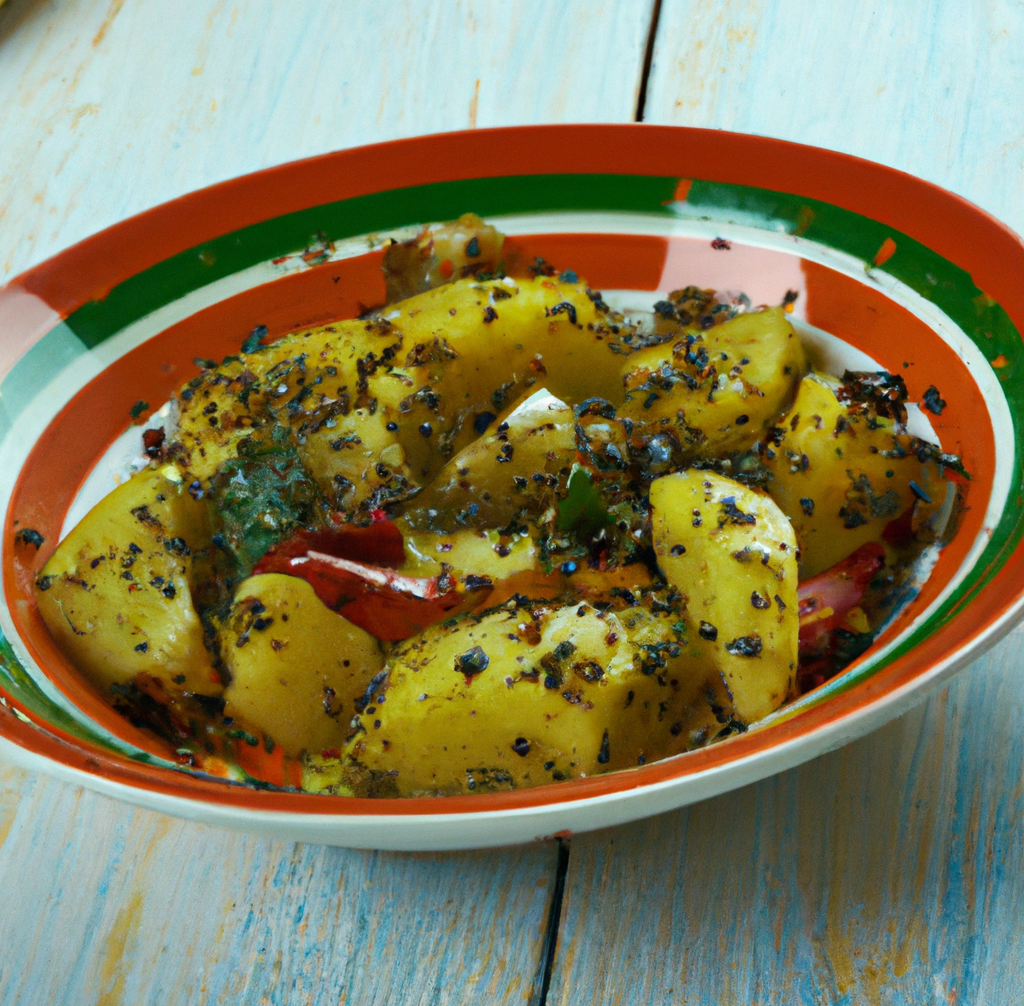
(221, 574), (384, 756)
(620, 307), (805, 458)
(763, 375), (945, 577)
(650, 471), (798, 723)
(382, 212), (505, 302)
(34, 468), (218, 697)
(346, 600), (716, 796)
(170, 277), (622, 498)
(398, 389), (575, 533)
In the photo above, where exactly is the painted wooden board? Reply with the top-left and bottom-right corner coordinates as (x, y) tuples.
(549, 628), (1024, 1004)
(0, 757), (563, 1005)
(546, 3), (1024, 1002)
(641, 0), (1024, 235)
(0, 0), (657, 1001)
(0, 0), (656, 286)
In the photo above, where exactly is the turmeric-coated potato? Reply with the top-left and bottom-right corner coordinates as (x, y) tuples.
(620, 307), (806, 458)
(172, 276), (621, 502)
(398, 389), (575, 533)
(382, 212), (505, 303)
(221, 574), (384, 756)
(346, 598), (718, 796)
(650, 470), (798, 723)
(763, 375), (946, 577)
(33, 468), (218, 698)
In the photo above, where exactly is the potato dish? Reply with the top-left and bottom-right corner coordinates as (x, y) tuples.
(31, 215), (964, 796)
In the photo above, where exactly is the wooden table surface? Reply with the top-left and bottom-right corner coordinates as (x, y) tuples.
(2, 1), (1023, 1002)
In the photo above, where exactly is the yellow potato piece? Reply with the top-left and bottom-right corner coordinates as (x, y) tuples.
(346, 599), (719, 797)
(620, 307), (806, 458)
(34, 468), (218, 698)
(650, 470), (798, 723)
(171, 277), (621, 501)
(398, 388), (576, 533)
(221, 574), (384, 757)
(763, 375), (945, 577)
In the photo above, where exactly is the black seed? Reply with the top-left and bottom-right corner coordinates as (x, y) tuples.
(670, 544), (686, 556)
(419, 422), (433, 437)
(14, 528), (44, 549)
(134, 641), (148, 653)
(750, 591), (770, 610)
(909, 480), (932, 503)
(544, 675), (560, 690)
(799, 497), (815, 516)
(597, 729), (610, 764)
(726, 635), (763, 657)
(386, 421), (399, 432)
(511, 737), (530, 757)
(455, 645), (489, 678)
(922, 385), (946, 415)
(774, 594), (786, 611)
(698, 621), (718, 641)
(735, 414), (749, 426)
(473, 411), (496, 434)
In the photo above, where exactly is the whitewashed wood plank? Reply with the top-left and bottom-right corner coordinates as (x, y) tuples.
(0, 0), (656, 286)
(642, 0), (1024, 236)
(0, 1), (663, 1001)
(0, 759), (561, 1005)
(549, 625), (1024, 1005)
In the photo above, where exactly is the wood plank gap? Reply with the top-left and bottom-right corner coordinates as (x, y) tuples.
(634, 0), (664, 122)
(534, 838), (571, 1006)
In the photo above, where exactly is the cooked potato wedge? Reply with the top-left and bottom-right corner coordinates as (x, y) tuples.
(398, 389), (575, 533)
(221, 573), (384, 756)
(763, 375), (945, 577)
(650, 470), (798, 723)
(620, 307), (805, 458)
(346, 598), (719, 796)
(34, 468), (218, 698)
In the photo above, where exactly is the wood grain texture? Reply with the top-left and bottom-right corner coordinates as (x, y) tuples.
(0, 758), (561, 1005)
(549, 627), (1024, 1005)
(642, 0), (1024, 235)
(546, 6), (1024, 1003)
(0, 1), (660, 1001)
(0, 0), (655, 285)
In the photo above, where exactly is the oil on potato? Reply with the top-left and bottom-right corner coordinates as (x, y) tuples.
(33, 468), (218, 698)
(220, 574), (384, 757)
(346, 598), (722, 796)
(650, 470), (798, 723)
(763, 375), (945, 577)
(620, 307), (806, 459)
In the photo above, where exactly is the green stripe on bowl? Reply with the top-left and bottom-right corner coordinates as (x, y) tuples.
(6, 171), (1021, 755)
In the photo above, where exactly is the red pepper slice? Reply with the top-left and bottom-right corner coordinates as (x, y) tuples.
(797, 542), (885, 658)
(255, 517), (407, 569)
(255, 533), (488, 640)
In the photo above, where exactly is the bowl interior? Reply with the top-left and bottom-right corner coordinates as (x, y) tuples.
(0, 136), (1020, 829)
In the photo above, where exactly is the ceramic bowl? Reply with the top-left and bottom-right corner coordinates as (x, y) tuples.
(1, 125), (1022, 850)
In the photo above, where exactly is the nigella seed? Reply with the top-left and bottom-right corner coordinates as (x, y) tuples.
(799, 497), (815, 516)
(455, 645), (489, 678)
(134, 641), (148, 653)
(386, 421), (399, 432)
(726, 635), (763, 657)
(670, 544), (686, 556)
(419, 422), (432, 437)
(750, 591), (770, 610)
(698, 621), (718, 641)
(511, 737), (531, 757)
(597, 729), (610, 764)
